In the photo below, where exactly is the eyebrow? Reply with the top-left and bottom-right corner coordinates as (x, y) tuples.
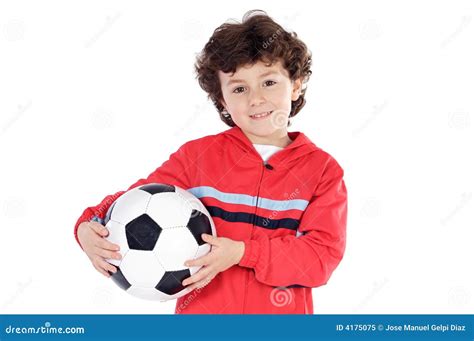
(226, 71), (279, 86)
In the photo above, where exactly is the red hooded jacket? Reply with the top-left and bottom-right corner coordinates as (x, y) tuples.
(74, 126), (348, 314)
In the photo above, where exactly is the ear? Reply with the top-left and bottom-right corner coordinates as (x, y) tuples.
(291, 78), (303, 101)
(220, 99), (228, 112)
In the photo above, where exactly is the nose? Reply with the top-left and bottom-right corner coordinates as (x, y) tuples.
(248, 88), (266, 107)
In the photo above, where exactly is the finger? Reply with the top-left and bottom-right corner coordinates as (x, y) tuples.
(184, 253), (212, 268)
(187, 275), (214, 291)
(94, 246), (122, 261)
(96, 257), (118, 274)
(202, 233), (220, 246)
(182, 267), (212, 287)
(88, 222), (109, 237)
(93, 262), (111, 278)
(96, 238), (120, 251)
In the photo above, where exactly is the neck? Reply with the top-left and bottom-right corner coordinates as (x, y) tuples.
(243, 130), (293, 148)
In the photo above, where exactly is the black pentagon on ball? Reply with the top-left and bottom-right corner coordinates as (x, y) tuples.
(187, 210), (213, 246)
(109, 267), (131, 290)
(139, 183), (175, 195)
(125, 214), (162, 250)
(155, 269), (190, 295)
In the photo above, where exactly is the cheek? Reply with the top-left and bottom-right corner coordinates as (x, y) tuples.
(271, 87), (293, 108)
(226, 97), (248, 116)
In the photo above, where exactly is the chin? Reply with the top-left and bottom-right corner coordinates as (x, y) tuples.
(243, 125), (281, 138)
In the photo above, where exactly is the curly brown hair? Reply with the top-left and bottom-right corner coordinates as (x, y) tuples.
(195, 10), (312, 127)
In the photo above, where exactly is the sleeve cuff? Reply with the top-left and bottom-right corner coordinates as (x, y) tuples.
(238, 239), (260, 269)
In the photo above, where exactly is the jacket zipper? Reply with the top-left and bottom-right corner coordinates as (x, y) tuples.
(242, 161), (266, 313)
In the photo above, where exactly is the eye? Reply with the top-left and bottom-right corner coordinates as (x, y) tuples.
(263, 80), (276, 87)
(232, 86), (245, 94)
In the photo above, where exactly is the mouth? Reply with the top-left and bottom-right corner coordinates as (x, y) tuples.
(249, 111), (273, 120)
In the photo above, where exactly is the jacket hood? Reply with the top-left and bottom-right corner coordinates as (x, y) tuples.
(222, 126), (321, 167)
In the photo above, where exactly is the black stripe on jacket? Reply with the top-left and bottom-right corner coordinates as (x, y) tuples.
(205, 205), (300, 231)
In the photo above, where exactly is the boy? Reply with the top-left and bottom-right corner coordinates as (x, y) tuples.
(75, 10), (347, 314)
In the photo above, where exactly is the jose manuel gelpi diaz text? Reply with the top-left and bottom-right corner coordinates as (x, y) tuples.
(385, 324), (466, 332)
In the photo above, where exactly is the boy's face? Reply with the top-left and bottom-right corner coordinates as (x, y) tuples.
(218, 60), (302, 146)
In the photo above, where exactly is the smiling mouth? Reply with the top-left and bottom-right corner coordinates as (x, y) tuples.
(250, 111), (273, 119)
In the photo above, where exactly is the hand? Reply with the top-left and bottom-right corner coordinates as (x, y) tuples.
(182, 234), (245, 291)
(77, 221), (122, 278)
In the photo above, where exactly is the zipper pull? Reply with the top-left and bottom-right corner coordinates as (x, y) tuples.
(264, 163), (274, 170)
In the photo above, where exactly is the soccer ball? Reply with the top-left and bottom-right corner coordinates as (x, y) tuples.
(103, 183), (216, 301)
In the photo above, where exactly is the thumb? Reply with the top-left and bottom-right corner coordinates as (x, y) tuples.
(90, 222), (109, 237)
(202, 233), (219, 245)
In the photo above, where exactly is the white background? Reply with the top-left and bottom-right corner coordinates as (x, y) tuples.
(0, 0), (472, 314)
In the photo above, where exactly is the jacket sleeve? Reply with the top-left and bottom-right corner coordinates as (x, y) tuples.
(238, 157), (348, 288)
(73, 143), (194, 249)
